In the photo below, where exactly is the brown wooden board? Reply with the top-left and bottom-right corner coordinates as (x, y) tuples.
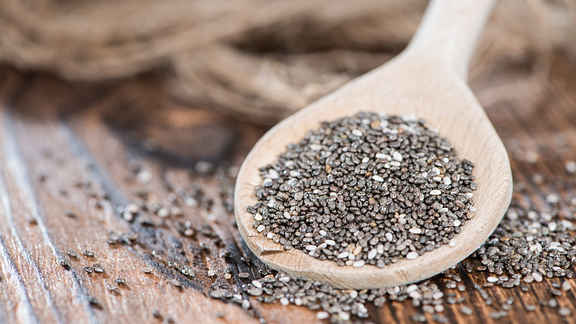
(0, 53), (576, 324)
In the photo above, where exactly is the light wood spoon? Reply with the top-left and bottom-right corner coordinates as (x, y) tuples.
(234, 0), (512, 289)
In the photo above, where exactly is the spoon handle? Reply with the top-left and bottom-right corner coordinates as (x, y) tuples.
(405, 0), (496, 81)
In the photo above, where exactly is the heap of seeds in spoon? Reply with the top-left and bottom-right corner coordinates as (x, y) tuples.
(246, 112), (477, 266)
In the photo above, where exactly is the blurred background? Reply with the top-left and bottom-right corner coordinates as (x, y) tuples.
(2, 0), (575, 121)
(2, 0), (575, 165)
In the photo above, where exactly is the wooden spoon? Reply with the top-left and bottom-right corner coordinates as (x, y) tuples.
(234, 0), (512, 289)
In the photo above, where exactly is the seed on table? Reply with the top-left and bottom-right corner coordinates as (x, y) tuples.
(460, 306), (473, 315)
(316, 311), (329, 320)
(563, 281), (571, 291)
(67, 250), (77, 258)
(83, 250), (95, 258)
(115, 277), (126, 285)
(559, 307), (572, 316)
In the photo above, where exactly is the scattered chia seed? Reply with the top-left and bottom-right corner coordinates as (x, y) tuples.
(248, 112), (477, 265)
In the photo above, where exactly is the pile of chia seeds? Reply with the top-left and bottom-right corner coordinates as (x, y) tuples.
(247, 112), (477, 266)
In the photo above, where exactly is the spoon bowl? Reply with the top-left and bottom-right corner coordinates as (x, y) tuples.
(234, 0), (512, 289)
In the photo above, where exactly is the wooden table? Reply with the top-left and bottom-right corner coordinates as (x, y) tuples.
(0, 54), (575, 324)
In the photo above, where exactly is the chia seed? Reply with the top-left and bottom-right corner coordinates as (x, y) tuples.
(248, 112), (476, 265)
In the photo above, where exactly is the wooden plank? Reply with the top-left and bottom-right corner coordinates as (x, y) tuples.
(0, 53), (575, 324)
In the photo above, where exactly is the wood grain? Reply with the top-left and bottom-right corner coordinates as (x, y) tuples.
(0, 42), (575, 324)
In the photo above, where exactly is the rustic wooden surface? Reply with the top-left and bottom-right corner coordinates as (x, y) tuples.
(0, 50), (576, 324)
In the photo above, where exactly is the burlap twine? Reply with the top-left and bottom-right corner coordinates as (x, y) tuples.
(0, 0), (574, 124)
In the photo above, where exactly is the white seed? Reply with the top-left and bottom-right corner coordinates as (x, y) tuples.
(317, 243), (327, 249)
(136, 170), (152, 184)
(390, 162), (401, 167)
(170, 207), (183, 216)
(289, 171), (300, 177)
(430, 190), (441, 196)
(435, 305), (445, 312)
(283, 212), (290, 219)
(257, 225), (265, 232)
(443, 177), (452, 185)
(349, 290), (358, 299)
(438, 208), (449, 213)
(309, 144), (323, 151)
(563, 281), (571, 291)
(465, 193), (474, 198)
(126, 204), (139, 214)
(406, 284), (418, 293)
(385, 233), (393, 242)
(353, 245), (362, 255)
(393, 152), (403, 161)
(305, 245), (317, 251)
(353, 260), (365, 268)
(533, 272), (543, 282)
(352, 129), (363, 137)
(368, 249), (377, 260)
(375, 153), (389, 160)
(372, 175), (384, 182)
(157, 207), (169, 218)
(469, 206), (477, 212)
(431, 167), (440, 175)
(566, 160), (576, 174)
(252, 280), (262, 289)
(266, 169), (279, 179)
(337, 252), (349, 259)
(338, 311), (350, 321)
(449, 239), (457, 247)
(317, 311), (329, 320)
(362, 157), (370, 163)
(325, 239), (336, 246)
(548, 222), (557, 232)
(122, 211), (133, 222)
(279, 276), (290, 283)
(409, 228), (422, 234)
(266, 232), (274, 239)
(433, 177), (442, 182)
(453, 220), (461, 227)
(406, 252), (419, 260)
(280, 297), (289, 306)
(267, 198), (276, 207)
(319, 230), (327, 236)
(546, 194), (559, 204)
(433, 292), (443, 300)
(254, 214), (263, 221)
(295, 297), (302, 306)
(377, 244), (384, 254)
(487, 277), (498, 283)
